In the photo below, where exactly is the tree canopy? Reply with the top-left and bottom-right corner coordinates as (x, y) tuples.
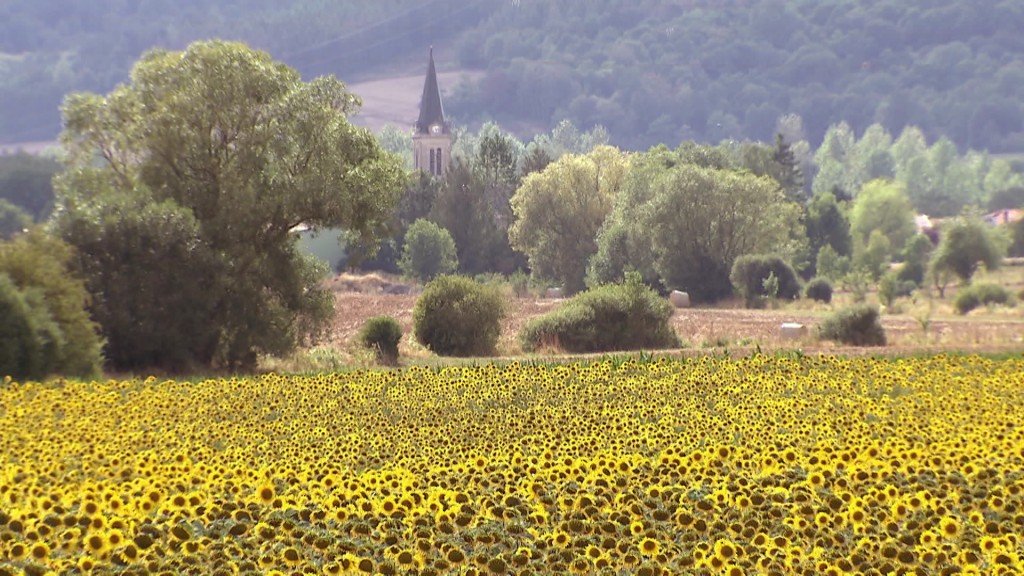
(849, 180), (917, 257)
(450, 0), (1024, 152)
(509, 145), (630, 294)
(930, 214), (1005, 284)
(590, 144), (806, 303)
(54, 40), (404, 371)
(4, 1), (1024, 154)
(0, 228), (104, 381)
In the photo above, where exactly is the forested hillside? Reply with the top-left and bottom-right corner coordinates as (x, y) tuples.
(450, 0), (1024, 151)
(2, 0), (1023, 153)
(0, 0), (493, 143)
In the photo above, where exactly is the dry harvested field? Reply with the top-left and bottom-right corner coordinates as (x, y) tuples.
(0, 69), (481, 154)
(347, 70), (484, 133)
(325, 275), (1024, 360)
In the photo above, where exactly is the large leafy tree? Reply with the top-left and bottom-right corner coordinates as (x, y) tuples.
(509, 145), (630, 294)
(429, 159), (518, 276)
(930, 214), (1005, 284)
(592, 155), (804, 303)
(806, 189), (853, 259)
(587, 147), (678, 291)
(849, 180), (917, 257)
(398, 219), (459, 282)
(733, 137), (804, 203)
(54, 40), (404, 371)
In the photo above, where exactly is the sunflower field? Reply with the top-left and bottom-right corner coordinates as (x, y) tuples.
(1, 355), (1023, 575)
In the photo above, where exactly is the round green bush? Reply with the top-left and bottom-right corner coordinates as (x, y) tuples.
(953, 283), (1012, 315)
(804, 277), (833, 303)
(730, 254), (801, 307)
(413, 275), (505, 357)
(520, 275), (680, 353)
(817, 303), (887, 346)
(358, 316), (402, 364)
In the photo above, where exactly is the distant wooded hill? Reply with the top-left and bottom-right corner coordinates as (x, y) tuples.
(2, 0), (1023, 152)
(0, 0), (493, 143)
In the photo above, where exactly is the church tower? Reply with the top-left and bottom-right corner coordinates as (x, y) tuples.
(413, 48), (451, 177)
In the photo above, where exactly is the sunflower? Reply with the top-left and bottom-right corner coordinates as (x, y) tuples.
(939, 516), (961, 539)
(394, 548), (423, 569)
(486, 556), (508, 574)
(568, 556), (591, 574)
(106, 529), (125, 549)
(446, 547), (467, 565)
(168, 493), (189, 510)
(256, 483), (275, 505)
(639, 537), (660, 557)
(815, 512), (831, 528)
(23, 537), (47, 561)
(8, 542), (27, 561)
(714, 539), (738, 562)
(356, 557), (375, 573)
(77, 555), (98, 572)
(629, 521), (646, 536)
(84, 532), (109, 556)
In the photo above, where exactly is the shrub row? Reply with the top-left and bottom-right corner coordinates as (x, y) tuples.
(729, 254), (844, 307)
(413, 275), (506, 357)
(398, 274), (680, 357)
(358, 316), (402, 365)
(400, 275), (893, 358)
(953, 283), (1013, 315)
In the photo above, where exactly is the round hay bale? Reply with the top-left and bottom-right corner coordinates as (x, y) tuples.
(780, 322), (808, 340)
(669, 290), (690, 308)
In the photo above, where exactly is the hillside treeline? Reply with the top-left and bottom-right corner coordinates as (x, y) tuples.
(364, 118), (1023, 301)
(0, 0), (493, 142)
(2, 0), (1023, 153)
(450, 0), (1024, 151)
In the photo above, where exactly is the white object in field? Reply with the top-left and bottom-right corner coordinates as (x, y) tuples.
(780, 322), (808, 339)
(669, 290), (690, 308)
(544, 287), (564, 299)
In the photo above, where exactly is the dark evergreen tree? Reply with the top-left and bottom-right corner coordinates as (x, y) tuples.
(773, 133), (805, 203)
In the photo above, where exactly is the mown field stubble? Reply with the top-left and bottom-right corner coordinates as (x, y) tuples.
(326, 288), (1024, 364)
(2, 355), (1024, 575)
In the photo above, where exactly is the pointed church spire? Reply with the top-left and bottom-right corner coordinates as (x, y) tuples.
(416, 47), (447, 135)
